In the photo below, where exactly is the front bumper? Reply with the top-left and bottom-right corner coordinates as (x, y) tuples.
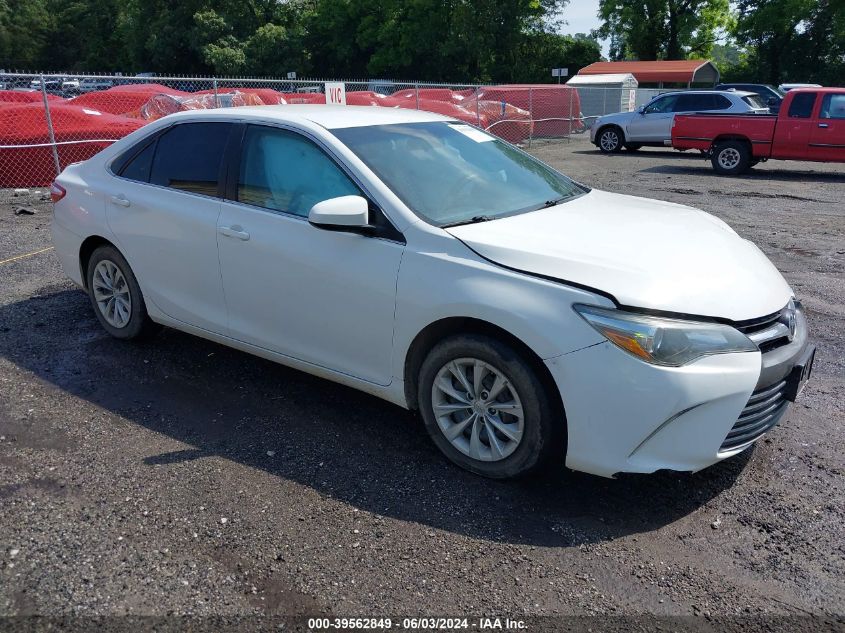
(546, 310), (812, 478)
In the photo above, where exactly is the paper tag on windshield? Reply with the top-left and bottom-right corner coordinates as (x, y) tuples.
(449, 124), (495, 143)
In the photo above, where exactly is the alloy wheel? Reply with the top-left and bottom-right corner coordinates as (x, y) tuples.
(92, 259), (132, 329)
(431, 358), (524, 462)
(600, 130), (620, 152)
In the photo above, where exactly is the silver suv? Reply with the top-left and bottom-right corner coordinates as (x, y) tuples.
(591, 90), (769, 153)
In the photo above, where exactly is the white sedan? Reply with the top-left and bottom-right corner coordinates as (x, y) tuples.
(50, 105), (814, 479)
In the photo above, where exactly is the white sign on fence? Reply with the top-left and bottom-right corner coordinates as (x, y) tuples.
(287, 71), (297, 80)
(551, 68), (569, 77)
(325, 82), (346, 105)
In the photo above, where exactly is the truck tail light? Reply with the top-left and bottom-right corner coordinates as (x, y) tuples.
(49, 182), (66, 203)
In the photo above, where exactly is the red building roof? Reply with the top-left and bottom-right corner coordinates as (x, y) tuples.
(578, 60), (719, 85)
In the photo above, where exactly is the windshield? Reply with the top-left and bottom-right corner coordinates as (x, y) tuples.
(331, 122), (587, 226)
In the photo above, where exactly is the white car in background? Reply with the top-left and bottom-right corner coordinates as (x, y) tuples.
(50, 106), (813, 479)
(591, 90), (769, 153)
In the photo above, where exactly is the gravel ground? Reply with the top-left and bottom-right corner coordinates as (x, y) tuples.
(0, 136), (843, 631)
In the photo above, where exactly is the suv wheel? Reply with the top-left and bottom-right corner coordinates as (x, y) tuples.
(598, 126), (624, 153)
(418, 334), (559, 479)
(86, 246), (158, 340)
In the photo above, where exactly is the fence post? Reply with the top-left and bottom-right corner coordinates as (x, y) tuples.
(40, 74), (61, 178)
(528, 88), (533, 148)
(213, 77), (219, 107)
(414, 82), (420, 110)
(475, 90), (481, 128)
(568, 87), (574, 140)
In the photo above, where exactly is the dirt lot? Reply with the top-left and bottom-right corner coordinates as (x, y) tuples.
(1, 136), (843, 630)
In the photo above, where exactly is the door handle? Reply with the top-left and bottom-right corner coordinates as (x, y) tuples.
(110, 195), (131, 207)
(218, 225), (250, 241)
(818, 123), (829, 128)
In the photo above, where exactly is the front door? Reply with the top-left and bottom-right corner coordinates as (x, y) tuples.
(626, 94), (679, 142)
(216, 124), (404, 385)
(772, 92), (818, 160)
(809, 93), (845, 162)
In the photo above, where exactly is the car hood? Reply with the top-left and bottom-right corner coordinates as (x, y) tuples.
(595, 111), (637, 126)
(446, 190), (793, 322)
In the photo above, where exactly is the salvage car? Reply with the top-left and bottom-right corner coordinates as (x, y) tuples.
(51, 106), (814, 479)
(592, 90), (769, 153)
(672, 87), (845, 174)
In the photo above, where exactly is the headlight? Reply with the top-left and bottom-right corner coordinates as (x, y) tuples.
(574, 304), (758, 366)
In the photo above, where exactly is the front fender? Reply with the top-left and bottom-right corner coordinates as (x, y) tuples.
(392, 246), (609, 381)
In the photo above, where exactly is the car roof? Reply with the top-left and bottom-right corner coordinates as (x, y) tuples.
(164, 105), (454, 129)
(655, 89), (756, 97)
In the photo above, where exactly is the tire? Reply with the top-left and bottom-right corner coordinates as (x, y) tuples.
(624, 144), (642, 152)
(711, 140), (752, 175)
(86, 245), (159, 340)
(597, 126), (624, 153)
(417, 334), (560, 479)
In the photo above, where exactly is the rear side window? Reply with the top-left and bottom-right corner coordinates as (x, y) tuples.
(149, 122), (232, 196)
(675, 94), (727, 112)
(787, 93), (817, 119)
(820, 94), (845, 120)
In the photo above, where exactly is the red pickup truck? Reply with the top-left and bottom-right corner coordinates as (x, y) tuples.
(672, 88), (845, 175)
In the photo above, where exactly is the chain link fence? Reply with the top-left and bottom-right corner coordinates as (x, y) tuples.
(1, 72), (676, 188)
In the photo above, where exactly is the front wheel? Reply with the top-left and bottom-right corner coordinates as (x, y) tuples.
(597, 126), (624, 153)
(418, 334), (560, 479)
(711, 141), (752, 175)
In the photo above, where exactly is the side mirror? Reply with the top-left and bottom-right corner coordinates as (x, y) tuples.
(308, 195), (372, 232)
(638, 106), (647, 115)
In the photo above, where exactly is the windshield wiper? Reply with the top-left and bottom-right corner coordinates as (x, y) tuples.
(441, 215), (496, 228)
(542, 197), (568, 208)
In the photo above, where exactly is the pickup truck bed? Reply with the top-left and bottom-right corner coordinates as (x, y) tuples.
(671, 88), (845, 175)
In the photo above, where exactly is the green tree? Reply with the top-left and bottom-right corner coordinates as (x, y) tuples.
(596, 0), (731, 61)
(730, 0), (844, 85)
(0, 0), (51, 69)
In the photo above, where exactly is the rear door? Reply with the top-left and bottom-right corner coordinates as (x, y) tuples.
(772, 92), (818, 160)
(809, 93), (845, 162)
(106, 121), (233, 333)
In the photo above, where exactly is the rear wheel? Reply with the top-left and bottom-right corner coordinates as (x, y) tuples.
(86, 246), (158, 340)
(597, 126), (624, 153)
(711, 140), (752, 175)
(418, 334), (559, 479)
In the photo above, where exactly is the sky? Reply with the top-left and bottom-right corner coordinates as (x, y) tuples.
(558, 0), (611, 57)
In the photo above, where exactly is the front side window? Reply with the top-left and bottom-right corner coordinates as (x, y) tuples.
(332, 121), (586, 227)
(149, 122), (232, 196)
(787, 93), (818, 119)
(820, 94), (845, 120)
(237, 125), (361, 217)
(644, 95), (679, 114)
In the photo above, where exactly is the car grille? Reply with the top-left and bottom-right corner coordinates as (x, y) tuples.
(720, 379), (789, 451)
(734, 305), (793, 353)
